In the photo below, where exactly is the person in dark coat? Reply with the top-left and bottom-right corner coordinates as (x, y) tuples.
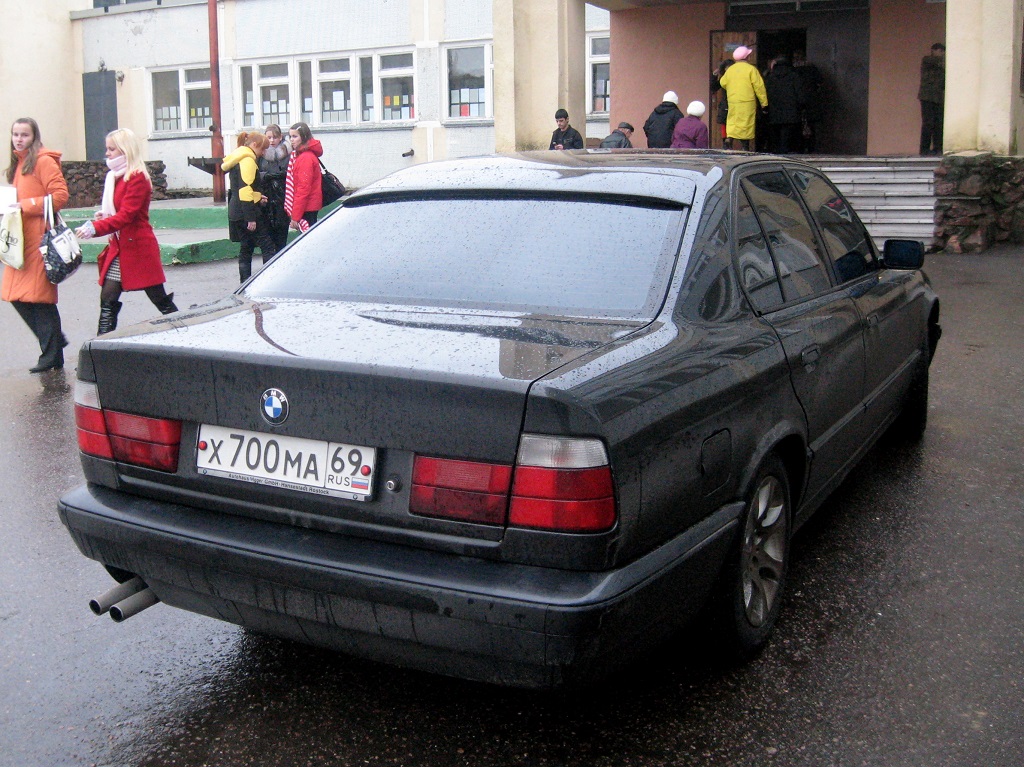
(643, 91), (684, 148)
(919, 42), (945, 155)
(599, 122), (634, 148)
(763, 56), (804, 154)
(792, 50), (823, 153)
(549, 109), (584, 150)
(711, 60), (733, 145)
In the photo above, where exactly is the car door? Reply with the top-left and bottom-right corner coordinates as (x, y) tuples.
(738, 168), (866, 505)
(788, 167), (921, 435)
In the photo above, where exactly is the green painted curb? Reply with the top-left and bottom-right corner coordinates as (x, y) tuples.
(80, 239), (239, 265)
(63, 206), (228, 230)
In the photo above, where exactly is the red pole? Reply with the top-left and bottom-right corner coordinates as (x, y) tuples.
(208, 0), (225, 203)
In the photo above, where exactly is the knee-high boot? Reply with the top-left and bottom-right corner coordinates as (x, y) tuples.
(154, 292), (178, 315)
(97, 300), (122, 335)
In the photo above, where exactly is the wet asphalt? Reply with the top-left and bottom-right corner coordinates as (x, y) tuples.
(0, 252), (1021, 767)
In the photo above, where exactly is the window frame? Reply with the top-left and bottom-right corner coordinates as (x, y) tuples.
(149, 66), (212, 135)
(233, 49), (417, 130)
(442, 42), (493, 121)
(732, 164), (837, 310)
(587, 33), (611, 116)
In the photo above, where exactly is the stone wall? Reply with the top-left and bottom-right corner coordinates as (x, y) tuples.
(934, 152), (1024, 253)
(61, 161), (168, 208)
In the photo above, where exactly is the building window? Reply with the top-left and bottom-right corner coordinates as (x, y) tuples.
(447, 45), (490, 119)
(588, 36), (610, 114)
(360, 56), (374, 122)
(299, 61), (313, 124)
(319, 58), (352, 123)
(257, 62), (290, 127)
(184, 67), (212, 129)
(240, 66), (255, 127)
(152, 70), (181, 131)
(380, 53), (415, 121)
(232, 50), (415, 129)
(151, 67), (211, 132)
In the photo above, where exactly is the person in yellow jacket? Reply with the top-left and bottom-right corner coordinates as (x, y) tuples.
(222, 132), (277, 282)
(718, 46), (768, 151)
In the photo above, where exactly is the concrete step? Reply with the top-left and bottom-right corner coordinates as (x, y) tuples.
(848, 205), (936, 223)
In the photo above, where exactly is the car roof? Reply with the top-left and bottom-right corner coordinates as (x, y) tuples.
(349, 150), (794, 206)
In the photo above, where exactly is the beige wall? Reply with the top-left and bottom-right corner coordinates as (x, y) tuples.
(0, 1), (90, 164)
(609, 3), (724, 149)
(866, 0), (946, 155)
(494, 0), (587, 152)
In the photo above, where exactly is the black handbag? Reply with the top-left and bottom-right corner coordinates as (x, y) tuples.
(319, 159), (346, 206)
(41, 194), (82, 285)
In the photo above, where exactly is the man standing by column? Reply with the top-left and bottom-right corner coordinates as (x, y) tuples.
(550, 109), (584, 150)
(919, 43), (945, 156)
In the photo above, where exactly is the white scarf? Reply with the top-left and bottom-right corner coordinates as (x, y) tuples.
(101, 155), (128, 218)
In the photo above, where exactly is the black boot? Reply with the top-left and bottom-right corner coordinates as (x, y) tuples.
(239, 259), (252, 283)
(97, 300), (122, 335)
(154, 292), (178, 315)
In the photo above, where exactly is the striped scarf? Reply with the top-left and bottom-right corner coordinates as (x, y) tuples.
(283, 150), (310, 233)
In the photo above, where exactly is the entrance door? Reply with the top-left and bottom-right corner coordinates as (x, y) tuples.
(709, 31), (757, 149)
(83, 70), (118, 162)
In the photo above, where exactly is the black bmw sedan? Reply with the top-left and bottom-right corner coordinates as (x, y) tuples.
(60, 151), (940, 688)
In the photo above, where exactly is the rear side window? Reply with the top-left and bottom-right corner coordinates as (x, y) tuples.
(735, 187), (784, 312)
(790, 169), (878, 283)
(247, 196), (686, 320)
(742, 172), (832, 302)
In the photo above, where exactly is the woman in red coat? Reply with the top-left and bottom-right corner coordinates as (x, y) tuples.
(76, 129), (177, 334)
(284, 122), (323, 233)
(2, 117), (70, 372)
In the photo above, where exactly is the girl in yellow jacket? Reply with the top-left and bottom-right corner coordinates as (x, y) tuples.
(222, 132), (277, 282)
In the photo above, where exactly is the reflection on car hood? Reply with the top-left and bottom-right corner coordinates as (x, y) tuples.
(105, 296), (642, 383)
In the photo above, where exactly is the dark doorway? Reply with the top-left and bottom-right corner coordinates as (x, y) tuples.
(757, 28), (807, 66)
(83, 70), (118, 162)
(729, 9), (870, 155)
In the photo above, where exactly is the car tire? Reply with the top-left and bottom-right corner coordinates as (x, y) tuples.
(893, 350), (929, 442)
(715, 453), (792, 658)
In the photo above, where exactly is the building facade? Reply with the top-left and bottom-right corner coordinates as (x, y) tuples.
(2, 1), (1023, 194)
(3, 0), (610, 190)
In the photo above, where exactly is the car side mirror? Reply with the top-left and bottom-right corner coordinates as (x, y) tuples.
(883, 239), (925, 270)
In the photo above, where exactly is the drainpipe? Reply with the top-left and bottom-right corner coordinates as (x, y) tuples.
(208, 0), (225, 203)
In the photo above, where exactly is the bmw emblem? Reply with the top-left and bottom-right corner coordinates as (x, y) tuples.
(261, 388), (289, 425)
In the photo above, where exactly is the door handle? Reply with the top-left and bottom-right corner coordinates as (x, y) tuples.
(801, 345), (820, 367)
(866, 313), (879, 327)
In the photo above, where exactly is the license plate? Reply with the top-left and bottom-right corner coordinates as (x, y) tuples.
(196, 425), (376, 501)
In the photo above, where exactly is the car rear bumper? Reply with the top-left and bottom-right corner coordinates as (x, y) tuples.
(59, 483), (741, 688)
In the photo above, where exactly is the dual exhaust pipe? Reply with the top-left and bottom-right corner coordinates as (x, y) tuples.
(89, 576), (159, 622)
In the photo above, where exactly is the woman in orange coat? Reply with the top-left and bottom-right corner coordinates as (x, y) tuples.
(76, 128), (177, 334)
(2, 118), (70, 373)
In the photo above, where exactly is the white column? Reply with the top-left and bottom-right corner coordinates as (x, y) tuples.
(945, 0), (1024, 154)
(493, 0), (586, 152)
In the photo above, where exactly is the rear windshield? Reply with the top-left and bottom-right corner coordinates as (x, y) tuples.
(245, 196), (687, 320)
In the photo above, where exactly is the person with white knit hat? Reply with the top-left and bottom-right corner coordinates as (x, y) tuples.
(671, 101), (710, 149)
(642, 90), (684, 148)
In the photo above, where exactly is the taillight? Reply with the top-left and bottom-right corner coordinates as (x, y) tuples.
(74, 380), (182, 472)
(509, 435), (616, 532)
(410, 456), (512, 524)
(410, 435), (616, 532)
